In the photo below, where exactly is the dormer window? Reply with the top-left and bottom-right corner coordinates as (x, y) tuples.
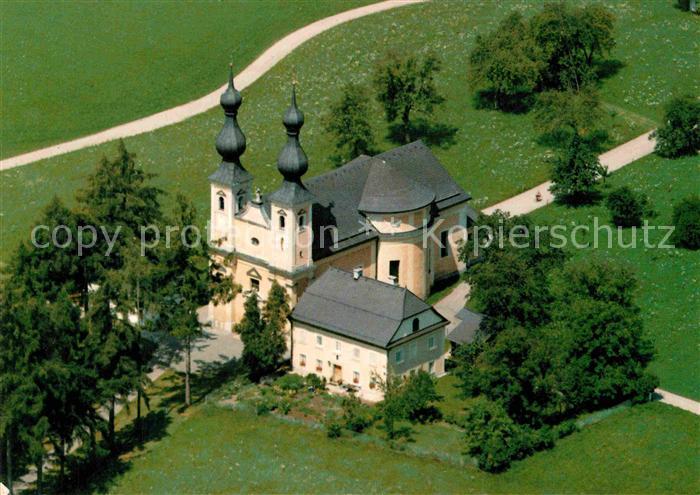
(412, 318), (420, 333)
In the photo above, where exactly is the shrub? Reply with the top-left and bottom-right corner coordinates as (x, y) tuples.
(341, 394), (373, 433)
(324, 413), (343, 438)
(255, 398), (275, 416)
(652, 95), (700, 158)
(275, 373), (305, 393)
(606, 186), (651, 227)
(630, 372), (661, 404)
(463, 398), (525, 472)
(277, 399), (292, 415)
(554, 420), (578, 439)
(671, 195), (700, 250)
(305, 373), (326, 391)
(402, 370), (442, 423)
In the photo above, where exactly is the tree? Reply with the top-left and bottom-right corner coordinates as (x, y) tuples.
(671, 195), (700, 250)
(459, 211), (567, 336)
(324, 83), (376, 165)
(11, 197), (99, 311)
(531, 2), (616, 91)
(605, 186), (651, 227)
(468, 12), (544, 109)
(373, 51), (444, 144)
(85, 281), (144, 450)
(549, 133), (606, 204)
(463, 397), (527, 472)
(235, 281), (289, 381)
(550, 260), (658, 409)
(533, 87), (604, 145)
(152, 195), (237, 406)
(401, 370), (442, 422)
(652, 95), (700, 158)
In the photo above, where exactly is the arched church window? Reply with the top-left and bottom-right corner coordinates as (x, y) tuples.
(236, 192), (245, 212)
(218, 196), (225, 211)
(298, 209), (307, 228)
(279, 215), (286, 229)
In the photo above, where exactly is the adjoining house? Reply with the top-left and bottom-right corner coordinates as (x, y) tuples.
(446, 307), (483, 350)
(289, 267), (449, 402)
(204, 69), (476, 331)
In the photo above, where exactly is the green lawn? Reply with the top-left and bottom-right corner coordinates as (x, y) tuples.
(5, 0), (697, 262)
(530, 154), (700, 400)
(0, 0), (371, 158)
(104, 398), (698, 494)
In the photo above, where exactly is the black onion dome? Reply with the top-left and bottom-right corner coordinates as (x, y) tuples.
(276, 84), (308, 181)
(283, 84), (305, 130)
(215, 64), (246, 163)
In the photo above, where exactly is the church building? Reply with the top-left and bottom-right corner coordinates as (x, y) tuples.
(206, 68), (475, 332)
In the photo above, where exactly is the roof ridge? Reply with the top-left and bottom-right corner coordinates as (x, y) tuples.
(303, 288), (404, 322)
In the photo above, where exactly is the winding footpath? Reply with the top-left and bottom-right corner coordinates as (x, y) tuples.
(0, 0), (424, 172)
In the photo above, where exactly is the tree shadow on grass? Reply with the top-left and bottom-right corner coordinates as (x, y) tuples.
(553, 189), (604, 208)
(159, 358), (245, 414)
(40, 408), (172, 495)
(472, 89), (536, 114)
(387, 118), (458, 149)
(593, 59), (625, 82)
(536, 129), (611, 153)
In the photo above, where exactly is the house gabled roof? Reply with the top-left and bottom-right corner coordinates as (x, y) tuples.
(290, 268), (445, 348)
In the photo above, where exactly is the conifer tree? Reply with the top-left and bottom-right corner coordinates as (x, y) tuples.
(152, 195), (237, 406)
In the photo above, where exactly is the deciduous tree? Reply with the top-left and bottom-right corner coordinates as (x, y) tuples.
(324, 83), (376, 165)
(373, 52), (444, 144)
(549, 133), (606, 204)
(652, 95), (700, 158)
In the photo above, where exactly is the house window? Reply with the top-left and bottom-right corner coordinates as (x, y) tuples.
(369, 376), (377, 389)
(395, 349), (404, 364)
(440, 231), (449, 257)
(250, 278), (260, 292)
(316, 335), (323, 348)
(412, 318), (420, 333)
(316, 359), (323, 372)
(428, 335), (436, 350)
(335, 341), (341, 352)
(218, 196), (225, 211)
(353, 371), (360, 384)
(409, 342), (417, 359)
(353, 347), (360, 360)
(428, 361), (435, 373)
(300, 354), (307, 367)
(389, 260), (400, 285)
(279, 215), (286, 229)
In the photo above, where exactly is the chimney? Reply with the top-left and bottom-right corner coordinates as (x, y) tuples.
(353, 266), (363, 280)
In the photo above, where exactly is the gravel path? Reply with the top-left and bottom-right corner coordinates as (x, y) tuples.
(0, 0), (424, 171)
(482, 131), (656, 216)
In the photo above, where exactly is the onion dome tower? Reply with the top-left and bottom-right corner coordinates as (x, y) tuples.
(208, 64), (253, 195)
(267, 84), (315, 206)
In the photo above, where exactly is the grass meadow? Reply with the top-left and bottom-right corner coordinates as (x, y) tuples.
(97, 373), (699, 495)
(0, 0), (371, 157)
(3, 1), (698, 264)
(531, 154), (700, 400)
